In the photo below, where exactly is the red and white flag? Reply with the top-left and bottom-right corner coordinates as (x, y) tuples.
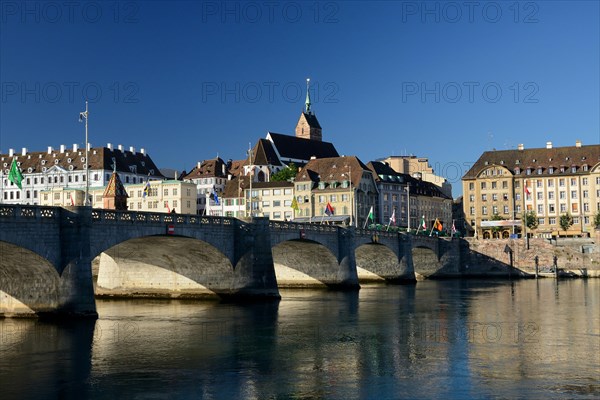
(390, 209), (396, 226)
(524, 181), (531, 195)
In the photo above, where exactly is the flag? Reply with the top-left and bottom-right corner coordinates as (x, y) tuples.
(143, 180), (150, 198)
(165, 201), (171, 213)
(451, 220), (457, 235)
(70, 193), (75, 206)
(434, 219), (443, 231)
(8, 159), (23, 189)
(390, 209), (396, 225)
(420, 215), (427, 229)
(79, 111), (88, 122)
(367, 206), (374, 222)
(211, 187), (220, 205)
(524, 181), (531, 195)
(324, 202), (334, 216)
(291, 197), (299, 211)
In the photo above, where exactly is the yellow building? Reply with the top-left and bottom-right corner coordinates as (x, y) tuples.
(39, 187), (87, 207)
(125, 180), (196, 214)
(463, 141), (600, 238)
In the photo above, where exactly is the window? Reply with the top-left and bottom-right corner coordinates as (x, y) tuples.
(570, 178), (577, 186)
(515, 193), (521, 201)
(342, 194), (349, 201)
(273, 200), (281, 207)
(583, 203), (590, 212)
(481, 194), (487, 201)
(536, 180), (542, 188)
(537, 168), (542, 174)
(173, 188), (178, 196)
(537, 192), (543, 200)
(549, 204), (555, 213)
(273, 189), (281, 195)
(559, 179), (565, 187)
(547, 179), (554, 187)
(503, 205), (509, 214)
(584, 216), (590, 224)
(482, 206), (488, 215)
(491, 181), (497, 189)
(262, 190), (270, 196)
(470, 207), (475, 215)
(164, 189), (169, 196)
(173, 200), (178, 208)
(54, 193), (60, 200)
(284, 200), (292, 207)
(571, 166), (577, 173)
(469, 183), (474, 190)
(284, 189), (292, 195)
(560, 204), (567, 212)
(273, 212), (281, 219)
(571, 190), (577, 199)
(469, 195), (475, 202)
(549, 167), (554, 174)
(583, 190), (589, 198)
(330, 195), (337, 202)
(548, 192), (555, 200)
(538, 218), (545, 225)
(572, 203), (578, 213)
(549, 217), (556, 225)
(515, 181), (520, 188)
(515, 205), (521, 213)
(318, 195), (326, 203)
(537, 204), (543, 214)
(262, 201), (270, 207)
(526, 168), (531, 175)
(481, 182), (486, 190)
(583, 178), (588, 186)
(492, 206), (498, 214)
(573, 216), (579, 224)
(492, 194), (498, 201)
(502, 181), (508, 189)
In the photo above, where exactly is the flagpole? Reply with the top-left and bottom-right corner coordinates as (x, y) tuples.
(84, 100), (89, 206)
(406, 183), (411, 233)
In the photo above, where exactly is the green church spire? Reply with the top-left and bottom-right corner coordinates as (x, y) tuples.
(305, 78), (311, 114)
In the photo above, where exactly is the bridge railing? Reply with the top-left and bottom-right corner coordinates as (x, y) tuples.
(91, 209), (237, 226)
(269, 221), (339, 233)
(0, 204), (59, 220)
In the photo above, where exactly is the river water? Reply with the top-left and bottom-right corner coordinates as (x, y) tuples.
(1, 279), (599, 399)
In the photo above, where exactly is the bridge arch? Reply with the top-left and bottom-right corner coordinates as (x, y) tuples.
(95, 235), (240, 298)
(271, 238), (342, 287)
(0, 241), (60, 316)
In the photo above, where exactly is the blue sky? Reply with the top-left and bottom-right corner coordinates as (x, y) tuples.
(1, 1), (598, 196)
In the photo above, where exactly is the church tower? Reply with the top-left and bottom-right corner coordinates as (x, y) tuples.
(295, 78), (322, 141)
(102, 168), (129, 210)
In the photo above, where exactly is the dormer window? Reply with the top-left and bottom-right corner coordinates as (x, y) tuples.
(526, 168), (531, 175)
(582, 164), (588, 171)
(514, 167), (521, 175)
(318, 182), (325, 189)
(571, 166), (577, 173)
(537, 167), (543, 174)
(549, 167), (554, 174)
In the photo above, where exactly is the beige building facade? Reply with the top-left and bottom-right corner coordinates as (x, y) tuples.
(463, 141), (600, 239)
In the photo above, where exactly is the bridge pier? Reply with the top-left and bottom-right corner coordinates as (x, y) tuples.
(334, 228), (360, 290)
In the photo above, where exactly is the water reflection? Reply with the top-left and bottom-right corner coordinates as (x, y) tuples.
(1, 280), (598, 399)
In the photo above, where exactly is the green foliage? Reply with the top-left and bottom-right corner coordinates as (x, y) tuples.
(594, 211), (600, 229)
(559, 213), (574, 232)
(271, 163), (298, 182)
(524, 211), (538, 230)
(490, 213), (504, 233)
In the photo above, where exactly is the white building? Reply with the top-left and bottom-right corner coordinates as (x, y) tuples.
(0, 144), (163, 205)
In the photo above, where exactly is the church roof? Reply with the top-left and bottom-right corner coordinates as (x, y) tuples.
(253, 139), (282, 166)
(267, 132), (339, 162)
(103, 171), (128, 198)
(301, 112), (322, 129)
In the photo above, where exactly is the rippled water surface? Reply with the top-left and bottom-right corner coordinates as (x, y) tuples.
(1, 279), (599, 399)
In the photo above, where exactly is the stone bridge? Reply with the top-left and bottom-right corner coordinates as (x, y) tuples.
(0, 205), (463, 317)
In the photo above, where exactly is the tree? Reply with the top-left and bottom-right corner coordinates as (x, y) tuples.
(559, 213), (574, 235)
(594, 211), (600, 229)
(490, 213), (505, 234)
(271, 163), (298, 182)
(524, 210), (538, 231)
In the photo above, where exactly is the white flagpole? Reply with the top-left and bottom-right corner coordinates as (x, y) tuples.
(429, 218), (437, 237)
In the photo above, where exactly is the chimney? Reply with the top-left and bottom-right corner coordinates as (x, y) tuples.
(9, 149), (14, 157)
(21, 147), (27, 156)
(60, 144), (66, 153)
(546, 141), (552, 149)
(73, 143), (78, 152)
(517, 144), (524, 151)
(197, 161), (201, 169)
(174, 171), (178, 180)
(575, 140), (582, 148)
(118, 144), (124, 152)
(140, 148), (146, 155)
(222, 163), (226, 175)
(310, 156), (317, 160)
(129, 146), (136, 154)
(47, 146), (53, 154)
(87, 143), (91, 150)
(107, 143), (113, 150)
(228, 174), (232, 180)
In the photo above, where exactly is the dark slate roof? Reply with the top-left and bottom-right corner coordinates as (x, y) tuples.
(267, 132), (339, 161)
(302, 112), (322, 129)
(463, 144), (600, 179)
(183, 157), (227, 180)
(0, 146), (164, 177)
(253, 139), (282, 166)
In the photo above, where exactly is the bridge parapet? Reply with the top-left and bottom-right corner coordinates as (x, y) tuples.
(0, 204), (59, 220)
(268, 220), (339, 234)
(91, 209), (237, 227)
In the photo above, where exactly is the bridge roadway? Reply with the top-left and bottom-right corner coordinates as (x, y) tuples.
(0, 205), (463, 317)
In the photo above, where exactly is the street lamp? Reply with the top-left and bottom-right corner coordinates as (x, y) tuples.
(78, 101), (90, 206)
(406, 182), (411, 232)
